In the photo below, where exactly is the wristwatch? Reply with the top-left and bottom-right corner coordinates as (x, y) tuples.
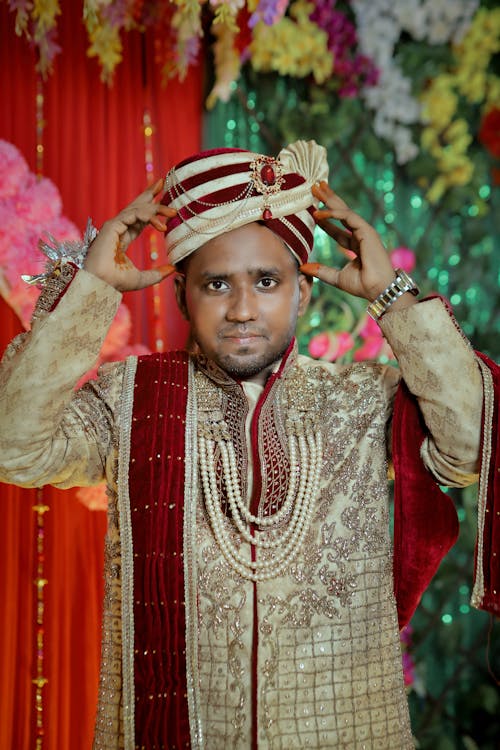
(367, 268), (420, 321)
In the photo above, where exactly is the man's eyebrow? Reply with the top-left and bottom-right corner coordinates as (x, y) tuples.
(199, 271), (231, 282)
(200, 266), (283, 280)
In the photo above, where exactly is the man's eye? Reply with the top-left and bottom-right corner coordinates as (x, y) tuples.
(207, 280), (228, 291)
(258, 277), (278, 289)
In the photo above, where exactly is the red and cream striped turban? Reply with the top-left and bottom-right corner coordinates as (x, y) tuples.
(162, 140), (329, 266)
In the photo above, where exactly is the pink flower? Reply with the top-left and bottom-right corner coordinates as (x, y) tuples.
(402, 651), (416, 687)
(390, 247), (416, 273)
(400, 624), (413, 646)
(0, 141), (30, 199)
(308, 330), (354, 361)
(354, 314), (394, 361)
(354, 337), (384, 361)
(400, 624), (416, 688)
(358, 314), (381, 340)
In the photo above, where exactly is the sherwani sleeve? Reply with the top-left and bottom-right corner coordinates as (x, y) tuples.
(379, 298), (482, 487)
(0, 269), (123, 489)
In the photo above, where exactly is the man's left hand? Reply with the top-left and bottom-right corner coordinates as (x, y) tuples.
(300, 182), (416, 310)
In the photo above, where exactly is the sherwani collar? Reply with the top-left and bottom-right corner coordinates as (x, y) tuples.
(190, 338), (299, 394)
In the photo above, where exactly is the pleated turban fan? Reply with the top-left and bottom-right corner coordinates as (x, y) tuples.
(162, 140), (329, 266)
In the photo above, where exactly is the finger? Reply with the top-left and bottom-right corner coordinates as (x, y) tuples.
(150, 178), (164, 197)
(299, 262), (341, 287)
(314, 204), (366, 231)
(149, 216), (168, 232)
(150, 206), (178, 232)
(312, 182), (349, 210)
(314, 210), (352, 238)
(128, 179), (164, 209)
(134, 264), (176, 290)
(156, 205), (177, 217)
(314, 212), (356, 253)
(131, 180), (162, 205)
(123, 204), (176, 224)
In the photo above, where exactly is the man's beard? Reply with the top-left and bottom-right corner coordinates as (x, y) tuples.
(215, 341), (291, 381)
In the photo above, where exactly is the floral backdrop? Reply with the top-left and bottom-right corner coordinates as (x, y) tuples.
(4, 1), (500, 747)
(7, 0), (500, 362)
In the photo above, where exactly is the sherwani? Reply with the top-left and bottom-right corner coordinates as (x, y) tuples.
(0, 269), (484, 750)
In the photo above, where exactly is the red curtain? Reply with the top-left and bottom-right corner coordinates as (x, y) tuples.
(0, 2), (203, 747)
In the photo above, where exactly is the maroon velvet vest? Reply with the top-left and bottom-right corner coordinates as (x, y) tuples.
(129, 351), (191, 749)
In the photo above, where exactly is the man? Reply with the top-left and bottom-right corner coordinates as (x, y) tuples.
(0, 141), (495, 749)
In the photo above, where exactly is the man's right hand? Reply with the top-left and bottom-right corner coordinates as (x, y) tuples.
(83, 179), (177, 291)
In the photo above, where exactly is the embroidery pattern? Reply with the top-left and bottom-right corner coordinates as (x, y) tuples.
(192, 358), (413, 748)
(184, 360), (204, 749)
(117, 356), (138, 749)
(471, 357), (494, 608)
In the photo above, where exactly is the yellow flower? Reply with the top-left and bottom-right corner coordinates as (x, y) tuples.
(426, 176), (448, 204)
(206, 23), (241, 108)
(444, 119), (472, 148)
(250, 1), (332, 84)
(421, 78), (457, 130)
(453, 7), (500, 102)
(420, 128), (442, 159)
(33, 0), (61, 37)
(486, 78), (500, 110)
(87, 22), (123, 82)
(421, 6), (500, 200)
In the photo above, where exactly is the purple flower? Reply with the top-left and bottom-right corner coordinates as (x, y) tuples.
(102, 0), (130, 28)
(249, 0), (289, 28)
(309, 0), (378, 95)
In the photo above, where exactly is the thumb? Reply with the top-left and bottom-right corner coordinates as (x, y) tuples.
(300, 262), (340, 287)
(134, 264), (177, 290)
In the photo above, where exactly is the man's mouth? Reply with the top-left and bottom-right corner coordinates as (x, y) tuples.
(221, 330), (265, 342)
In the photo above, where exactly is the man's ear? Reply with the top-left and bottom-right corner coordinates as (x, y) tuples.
(298, 271), (313, 316)
(174, 274), (189, 321)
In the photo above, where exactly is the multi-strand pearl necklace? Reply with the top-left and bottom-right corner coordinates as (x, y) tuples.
(198, 416), (323, 582)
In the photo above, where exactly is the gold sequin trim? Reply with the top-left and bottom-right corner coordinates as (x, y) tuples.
(471, 357), (494, 609)
(117, 355), (138, 749)
(184, 359), (204, 748)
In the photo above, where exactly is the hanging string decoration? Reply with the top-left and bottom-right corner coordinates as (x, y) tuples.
(32, 491), (49, 749)
(142, 108), (162, 351)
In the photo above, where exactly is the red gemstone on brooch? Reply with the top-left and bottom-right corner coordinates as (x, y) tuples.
(260, 164), (275, 186)
(263, 208), (272, 220)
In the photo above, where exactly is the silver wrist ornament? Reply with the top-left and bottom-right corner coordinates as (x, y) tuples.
(367, 268), (419, 321)
(21, 218), (98, 287)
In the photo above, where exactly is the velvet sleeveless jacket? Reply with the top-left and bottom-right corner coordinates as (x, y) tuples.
(129, 351), (191, 748)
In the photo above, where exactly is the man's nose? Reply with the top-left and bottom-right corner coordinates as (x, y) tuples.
(226, 287), (258, 321)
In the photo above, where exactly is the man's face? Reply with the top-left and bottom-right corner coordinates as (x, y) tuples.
(175, 223), (312, 384)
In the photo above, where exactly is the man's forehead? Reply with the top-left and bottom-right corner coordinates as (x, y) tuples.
(182, 222), (299, 273)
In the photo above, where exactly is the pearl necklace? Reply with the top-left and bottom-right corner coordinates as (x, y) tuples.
(198, 415), (323, 582)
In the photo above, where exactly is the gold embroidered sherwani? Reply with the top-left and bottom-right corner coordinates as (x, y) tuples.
(0, 270), (483, 749)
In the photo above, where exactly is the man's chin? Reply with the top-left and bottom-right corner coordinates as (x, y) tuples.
(219, 358), (271, 381)
(216, 347), (288, 382)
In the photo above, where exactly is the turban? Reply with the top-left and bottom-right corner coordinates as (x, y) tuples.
(162, 140), (329, 266)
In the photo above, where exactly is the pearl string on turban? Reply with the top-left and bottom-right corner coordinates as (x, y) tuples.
(162, 140), (329, 266)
